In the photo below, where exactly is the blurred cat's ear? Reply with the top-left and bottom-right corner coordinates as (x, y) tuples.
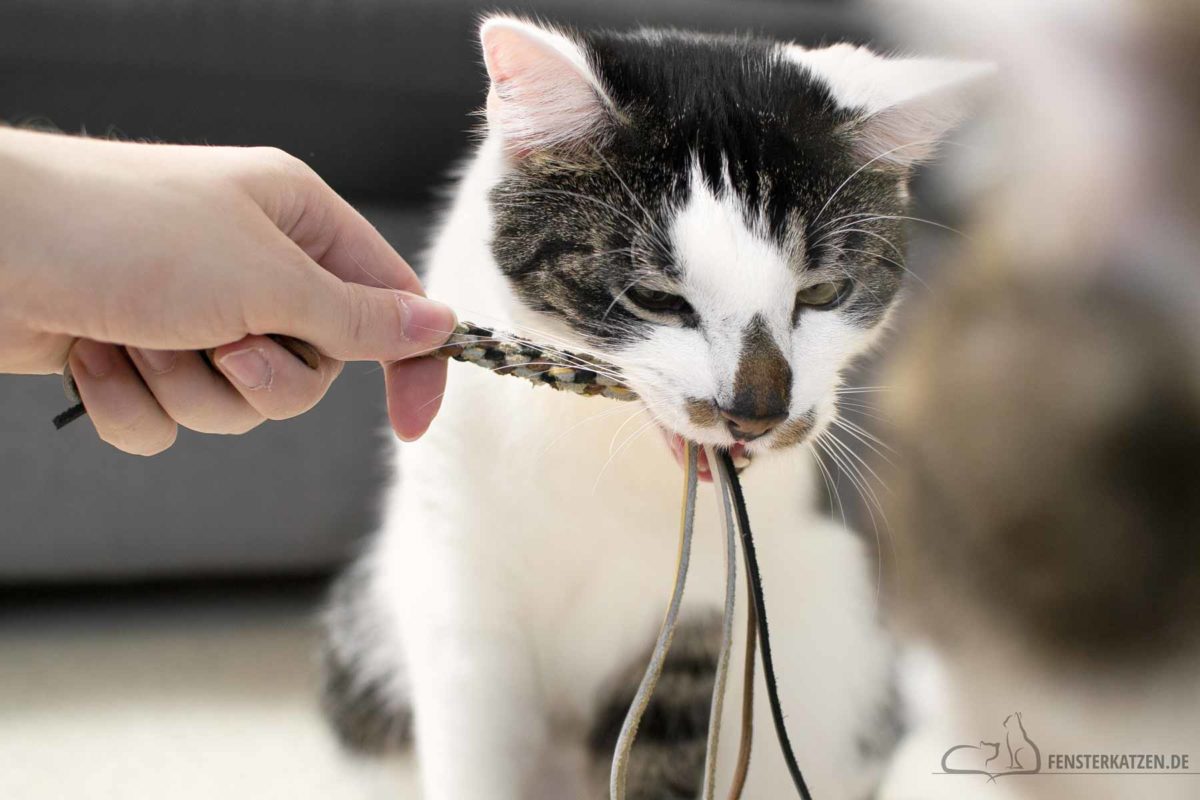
(480, 16), (616, 157)
(787, 44), (993, 169)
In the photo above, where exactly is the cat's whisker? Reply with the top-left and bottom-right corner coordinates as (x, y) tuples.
(608, 405), (654, 457)
(419, 307), (641, 375)
(812, 210), (908, 239)
(577, 247), (649, 267)
(405, 325), (634, 384)
(834, 414), (892, 448)
(821, 436), (892, 592)
(833, 401), (888, 425)
(808, 440), (848, 532)
(502, 189), (667, 253)
(813, 430), (889, 607)
(593, 412), (661, 493)
(378, 333), (629, 384)
(407, 360), (608, 413)
(814, 433), (887, 605)
(830, 416), (895, 463)
(835, 385), (891, 395)
(833, 396), (879, 409)
(588, 143), (675, 254)
(809, 138), (939, 230)
(831, 213), (969, 240)
(823, 430), (893, 530)
(422, 304), (643, 381)
(821, 257), (890, 307)
(602, 274), (657, 322)
(364, 335), (541, 376)
(535, 403), (645, 460)
(817, 431), (881, 514)
(825, 428), (892, 499)
(838, 247), (929, 291)
(811, 211), (879, 237)
(813, 227), (907, 264)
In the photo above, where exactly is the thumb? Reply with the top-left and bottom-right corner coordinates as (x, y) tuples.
(268, 275), (458, 363)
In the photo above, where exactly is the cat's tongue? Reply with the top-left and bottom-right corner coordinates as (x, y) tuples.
(663, 432), (748, 483)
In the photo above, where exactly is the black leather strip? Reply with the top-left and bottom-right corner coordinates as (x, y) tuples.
(718, 449), (813, 800)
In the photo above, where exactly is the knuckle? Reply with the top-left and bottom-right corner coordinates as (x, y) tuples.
(225, 147), (318, 200)
(256, 147), (316, 183)
(341, 285), (377, 348)
(251, 145), (297, 168)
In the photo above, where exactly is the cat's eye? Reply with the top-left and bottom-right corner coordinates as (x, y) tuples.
(795, 279), (852, 311)
(626, 285), (694, 315)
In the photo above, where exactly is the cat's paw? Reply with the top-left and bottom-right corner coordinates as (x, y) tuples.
(587, 615), (721, 800)
(320, 570), (413, 755)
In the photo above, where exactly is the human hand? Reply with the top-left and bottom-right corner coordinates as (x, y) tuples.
(0, 129), (456, 454)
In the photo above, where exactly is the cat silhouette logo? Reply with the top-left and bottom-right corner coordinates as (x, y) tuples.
(941, 713), (1042, 781)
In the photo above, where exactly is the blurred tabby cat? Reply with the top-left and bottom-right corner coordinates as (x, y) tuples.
(879, 2), (1200, 798)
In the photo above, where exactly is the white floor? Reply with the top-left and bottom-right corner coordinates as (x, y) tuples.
(8, 584), (1195, 800)
(0, 582), (418, 800)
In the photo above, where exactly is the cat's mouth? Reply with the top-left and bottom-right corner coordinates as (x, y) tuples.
(661, 430), (751, 483)
(654, 406), (818, 480)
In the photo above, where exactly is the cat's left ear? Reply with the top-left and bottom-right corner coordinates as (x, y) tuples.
(787, 44), (993, 169)
(480, 16), (617, 158)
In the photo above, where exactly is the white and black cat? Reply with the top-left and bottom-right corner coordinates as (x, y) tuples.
(323, 17), (982, 800)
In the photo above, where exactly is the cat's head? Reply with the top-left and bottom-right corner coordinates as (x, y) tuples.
(481, 17), (986, 455)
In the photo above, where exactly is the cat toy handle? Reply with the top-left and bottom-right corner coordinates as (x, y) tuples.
(53, 322), (638, 429)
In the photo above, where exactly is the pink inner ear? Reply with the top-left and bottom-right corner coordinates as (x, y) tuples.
(851, 90), (967, 169)
(852, 105), (947, 168)
(481, 20), (611, 155)
(482, 29), (523, 85)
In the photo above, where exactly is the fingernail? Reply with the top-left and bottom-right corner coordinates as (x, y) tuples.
(74, 340), (113, 378)
(219, 348), (272, 390)
(398, 294), (457, 346)
(135, 348), (177, 374)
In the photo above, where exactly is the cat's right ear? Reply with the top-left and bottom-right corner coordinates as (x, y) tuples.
(480, 16), (616, 158)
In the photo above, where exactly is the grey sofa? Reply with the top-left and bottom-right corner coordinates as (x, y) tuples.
(0, 0), (873, 581)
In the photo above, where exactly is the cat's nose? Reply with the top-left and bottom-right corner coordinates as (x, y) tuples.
(719, 407), (788, 441)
